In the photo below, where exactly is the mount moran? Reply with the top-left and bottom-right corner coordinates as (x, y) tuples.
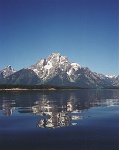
(0, 53), (118, 88)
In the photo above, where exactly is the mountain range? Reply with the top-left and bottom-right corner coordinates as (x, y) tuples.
(0, 53), (118, 88)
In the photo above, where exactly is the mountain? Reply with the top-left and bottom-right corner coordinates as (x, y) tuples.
(28, 53), (101, 87)
(112, 75), (119, 87)
(0, 69), (41, 85)
(93, 72), (118, 88)
(0, 53), (118, 88)
(0, 65), (16, 79)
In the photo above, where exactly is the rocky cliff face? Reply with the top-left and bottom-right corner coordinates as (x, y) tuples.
(112, 75), (119, 87)
(0, 66), (16, 79)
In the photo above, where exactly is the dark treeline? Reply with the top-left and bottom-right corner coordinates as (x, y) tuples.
(0, 84), (118, 90)
(0, 84), (83, 90)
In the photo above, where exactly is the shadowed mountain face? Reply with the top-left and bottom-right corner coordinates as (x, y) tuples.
(0, 53), (118, 88)
(113, 75), (119, 87)
(1, 69), (41, 85)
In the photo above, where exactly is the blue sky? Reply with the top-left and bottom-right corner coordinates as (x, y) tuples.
(0, 0), (118, 75)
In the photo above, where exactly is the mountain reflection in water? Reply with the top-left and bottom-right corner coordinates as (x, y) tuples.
(1, 100), (16, 116)
(0, 89), (119, 129)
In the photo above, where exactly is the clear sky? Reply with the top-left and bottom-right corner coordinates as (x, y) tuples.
(0, 0), (118, 75)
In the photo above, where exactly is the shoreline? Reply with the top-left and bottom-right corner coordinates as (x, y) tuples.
(0, 88), (118, 91)
(0, 88), (57, 91)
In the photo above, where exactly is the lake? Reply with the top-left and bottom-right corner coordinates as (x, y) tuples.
(0, 89), (119, 150)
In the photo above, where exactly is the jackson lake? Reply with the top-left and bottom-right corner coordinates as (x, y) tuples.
(0, 89), (119, 150)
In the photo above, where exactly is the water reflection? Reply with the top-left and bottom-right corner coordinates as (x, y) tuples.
(37, 112), (71, 128)
(1, 100), (16, 116)
(0, 89), (119, 129)
(91, 99), (119, 107)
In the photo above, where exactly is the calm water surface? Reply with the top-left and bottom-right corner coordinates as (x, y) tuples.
(0, 89), (119, 150)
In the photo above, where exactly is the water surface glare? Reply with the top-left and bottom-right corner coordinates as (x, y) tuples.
(0, 89), (119, 150)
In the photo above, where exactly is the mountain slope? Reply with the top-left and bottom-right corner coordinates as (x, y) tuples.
(1, 69), (41, 85)
(113, 75), (119, 87)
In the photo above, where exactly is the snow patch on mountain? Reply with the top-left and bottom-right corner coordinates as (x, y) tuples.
(44, 61), (53, 70)
(71, 63), (81, 71)
(105, 75), (117, 79)
(0, 65), (16, 78)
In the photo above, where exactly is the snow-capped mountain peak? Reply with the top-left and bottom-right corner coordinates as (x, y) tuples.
(29, 53), (83, 83)
(29, 53), (70, 77)
(0, 65), (16, 78)
(46, 53), (69, 64)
